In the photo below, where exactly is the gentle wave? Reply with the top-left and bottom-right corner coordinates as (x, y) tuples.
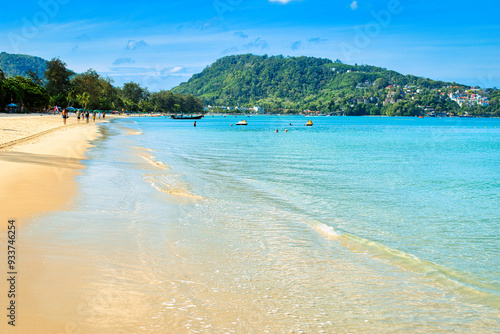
(144, 174), (203, 200)
(133, 146), (153, 151)
(126, 130), (143, 135)
(138, 153), (169, 169)
(310, 221), (500, 309)
(312, 222), (341, 238)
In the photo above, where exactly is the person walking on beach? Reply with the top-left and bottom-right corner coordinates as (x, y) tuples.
(103, 112), (106, 119)
(85, 111), (90, 123)
(62, 108), (68, 125)
(93, 111), (96, 122)
(76, 109), (81, 123)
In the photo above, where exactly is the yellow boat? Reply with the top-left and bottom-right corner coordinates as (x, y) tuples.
(236, 119), (248, 125)
(306, 120), (313, 126)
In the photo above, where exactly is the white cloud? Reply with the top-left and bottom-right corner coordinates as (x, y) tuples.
(243, 37), (269, 50)
(76, 34), (90, 42)
(113, 58), (135, 65)
(126, 40), (148, 50)
(308, 37), (328, 44)
(176, 18), (223, 32)
(350, 1), (358, 10)
(291, 41), (302, 50)
(161, 66), (185, 75)
(234, 31), (248, 39)
(107, 66), (192, 78)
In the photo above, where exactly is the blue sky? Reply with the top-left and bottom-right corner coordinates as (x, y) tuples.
(1, 0), (499, 90)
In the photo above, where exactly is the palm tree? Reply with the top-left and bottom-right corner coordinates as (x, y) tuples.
(67, 89), (76, 108)
(77, 92), (91, 110)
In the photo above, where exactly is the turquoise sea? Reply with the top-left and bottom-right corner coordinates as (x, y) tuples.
(24, 115), (499, 333)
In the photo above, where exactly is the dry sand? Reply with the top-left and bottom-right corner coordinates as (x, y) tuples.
(0, 113), (105, 147)
(0, 114), (105, 228)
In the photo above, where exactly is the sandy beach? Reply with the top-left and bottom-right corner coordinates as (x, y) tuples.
(0, 114), (106, 333)
(0, 114), (105, 227)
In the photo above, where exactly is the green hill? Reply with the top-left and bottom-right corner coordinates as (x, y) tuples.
(172, 54), (474, 115)
(0, 52), (47, 78)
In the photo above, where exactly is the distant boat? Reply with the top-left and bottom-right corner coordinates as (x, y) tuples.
(306, 120), (313, 126)
(171, 114), (204, 119)
(236, 120), (248, 125)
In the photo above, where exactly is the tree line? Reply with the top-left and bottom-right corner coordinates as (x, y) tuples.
(0, 57), (203, 114)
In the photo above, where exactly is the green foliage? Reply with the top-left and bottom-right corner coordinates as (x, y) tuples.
(172, 54), (481, 115)
(99, 77), (119, 110)
(119, 82), (150, 111)
(149, 91), (203, 113)
(0, 53), (203, 114)
(44, 57), (73, 97)
(0, 52), (47, 78)
(1, 76), (49, 109)
(0, 69), (5, 106)
(27, 69), (43, 85)
(71, 69), (103, 109)
(373, 77), (388, 89)
(173, 54), (340, 108)
(77, 92), (91, 109)
(484, 89), (500, 116)
(49, 92), (66, 107)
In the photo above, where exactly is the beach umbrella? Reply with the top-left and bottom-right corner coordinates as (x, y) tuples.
(7, 103), (17, 107)
(67, 107), (76, 110)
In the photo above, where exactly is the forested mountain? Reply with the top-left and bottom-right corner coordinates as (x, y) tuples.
(0, 52), (47, 78)
(174, 54), (454, 104)
(172, 54), (498, 116)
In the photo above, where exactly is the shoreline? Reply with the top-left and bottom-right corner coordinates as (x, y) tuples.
(0, 115), (106, 229)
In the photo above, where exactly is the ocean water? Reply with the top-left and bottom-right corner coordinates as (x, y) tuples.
(22, 115), (499, 333)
